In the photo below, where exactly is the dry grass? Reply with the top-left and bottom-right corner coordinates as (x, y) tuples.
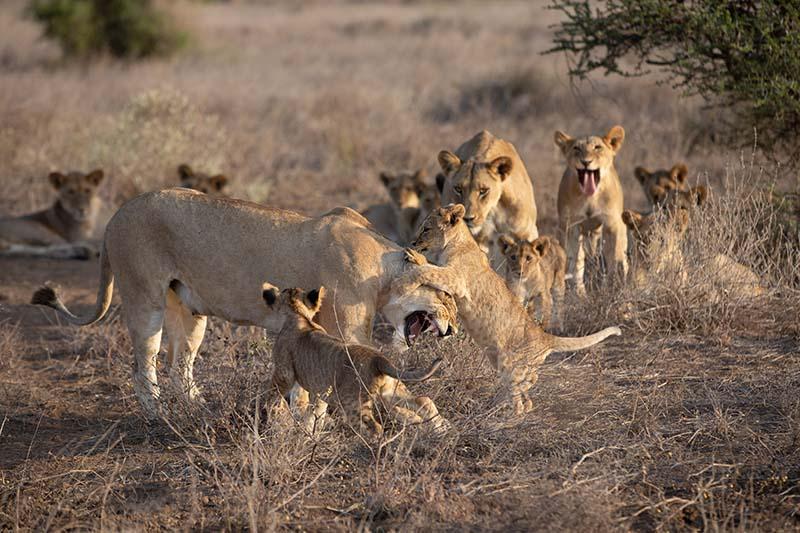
(1, 0), (799, 530)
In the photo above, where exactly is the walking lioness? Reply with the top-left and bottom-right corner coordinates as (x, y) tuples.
(391, 204), (621, 415)
(0, 169), (104, 259)
(266, 284), (448, 436)
(30, 189), (457, 418)
(555, 126), (628, 296)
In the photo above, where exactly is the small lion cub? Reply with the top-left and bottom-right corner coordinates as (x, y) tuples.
(263, 284), (449, 436)
(177, 164), (229, 196)
(497, 234), (567, 330)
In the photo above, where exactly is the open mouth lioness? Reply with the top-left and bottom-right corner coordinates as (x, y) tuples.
(381, 286), (458, 348)
(576, 167), (601, 196)
(404, 310), (454, 346)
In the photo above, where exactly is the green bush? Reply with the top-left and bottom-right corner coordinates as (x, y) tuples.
(29, 0), (187, 59)
(547, 0), (800, 159)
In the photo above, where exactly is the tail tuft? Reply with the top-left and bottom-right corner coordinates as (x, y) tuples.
(31, 285), (60, 308)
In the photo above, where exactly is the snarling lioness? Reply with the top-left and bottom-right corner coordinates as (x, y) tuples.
(391, 204), (621, 415)
(555, 126), (628, 296)
(634, 163), (690, 208)
(177, 164), (229, 196)
(0, 170), (104, 260)
(30, 189), (457, 418)
(437, 131), (538, 260)
(266, 284), (448, 436)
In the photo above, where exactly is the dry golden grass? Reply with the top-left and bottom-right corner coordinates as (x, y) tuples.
(1, 0), (799, 530)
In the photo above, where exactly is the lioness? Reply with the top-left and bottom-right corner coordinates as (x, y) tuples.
(392, 204), (621, 415)
(31, 189), (457, 418)
(266, 284), (448, 436)
(437, 130), (538, 259)
(362, 169), (427, 244)
(178, 164), (229, 196)
(0, 170), (104, 260)
(634, 163), (690, 208)
(555, 126), (628, 296)
(497, 234), (566, 330)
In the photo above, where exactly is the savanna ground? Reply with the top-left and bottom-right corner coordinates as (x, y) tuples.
(1, 0), (799, 530)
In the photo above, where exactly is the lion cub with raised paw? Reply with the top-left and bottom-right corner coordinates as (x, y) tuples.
(264, 284), (449, 437)
(555, 126), (628, 296)
(178, 164), (229, 196)
(634, 163), (690, 208)
(362, 169), (429, 245)
(0, 169), (104, 260)
(497, 234), (566, 330)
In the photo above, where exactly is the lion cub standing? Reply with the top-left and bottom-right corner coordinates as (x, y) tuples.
(264, 284), (449, 436)
(0, 169), (104, 259)
(497, 234), (566, 330)
(555, 126), (628, 296)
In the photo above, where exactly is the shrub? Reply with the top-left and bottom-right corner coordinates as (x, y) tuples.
(546, 1), (800, 160)
(29, 0), (186, 59)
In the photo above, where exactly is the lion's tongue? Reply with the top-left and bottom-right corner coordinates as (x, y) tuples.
(579, 169), (598, 196)
(408, 314), (424, 341)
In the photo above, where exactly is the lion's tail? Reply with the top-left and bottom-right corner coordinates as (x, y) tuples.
(31, 241), (114, 326)
(375, 357), (443, 383)
(546, 326), (621, 353)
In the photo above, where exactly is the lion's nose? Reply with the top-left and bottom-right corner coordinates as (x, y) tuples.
(581, 159), (591, 167)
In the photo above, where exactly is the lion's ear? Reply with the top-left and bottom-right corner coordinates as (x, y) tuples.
(604, 125), (625, 153)
(435, 173), (446, 193)
(305, 286), (325, 314)
(441, 203), (465, 226)
(622, 210), (643, 231)
(209, 175), (228, 192)
(497, 234), (516, 255)
(489, 156), (513, 181)
(49, 171), (66, 189)
(379, 171), (394, 187)
(262, 283), (279, 307)
(84, 169), (104, 187)
(532, 237), (550, 257)
(438, 151), (461, 176)
(634, 167), (650, 185)
(691, 185), (708, 206)
(671, 163), (689, 184)
(412, 169), (427, 182)
(554, 130), (573, 155)
(178, 164), (193, 181)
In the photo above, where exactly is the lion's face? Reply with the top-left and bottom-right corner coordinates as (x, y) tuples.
(382, 285), (457, 348)
(380, 169), (426, 210)
(178, 164), (229, 196)
(497, 234), (549, 302)
(436, 151), (512, 235)
(554, 125), (625, 197)
(412, 204), (468, 258)
(262, 283), (325, 330)
(49, 169), (104, 222)
(635, 164), (689, 207)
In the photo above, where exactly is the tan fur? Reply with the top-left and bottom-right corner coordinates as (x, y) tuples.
(362, 169), (427, 244)
(30, 189), (457, 418)
(622, 186), (762, 296)
(635, 163), (689, 208)
(265, 285), (448, 436)
(0, 170), (104, 260)
(392, 204), (621, 415)
(178, 164), (229, 196)
(497, 234), (566, 330)
(555, 126), (628, 296)
(438, 131), (538, 260)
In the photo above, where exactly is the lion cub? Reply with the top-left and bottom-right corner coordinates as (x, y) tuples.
(634, 163), (690, 208)
(362, 169), (430, 245)
(178, 164), (229, 196)
(264, 284), (449, 436)
(555, 125), (628, 296)
(497, 234), (566, 330)
(0, 169), (104, 260)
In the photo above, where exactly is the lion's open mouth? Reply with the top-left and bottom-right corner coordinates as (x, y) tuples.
(577, 168), (601, 196)
(404, 311), (453, 346)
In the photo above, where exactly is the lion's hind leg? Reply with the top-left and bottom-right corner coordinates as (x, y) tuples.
(499, 355), (539, 416)
(164, 290), (207, 403)
(380, 378), (449, 435)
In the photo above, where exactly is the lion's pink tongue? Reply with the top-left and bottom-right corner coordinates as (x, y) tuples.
(581, 171), (597, 196)
(409, 316), (423, 339)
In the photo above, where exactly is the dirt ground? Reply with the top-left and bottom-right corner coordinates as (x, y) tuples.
(1, 1), (799, 531)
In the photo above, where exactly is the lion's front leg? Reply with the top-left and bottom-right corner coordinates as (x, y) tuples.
(392, 255), (467, 301)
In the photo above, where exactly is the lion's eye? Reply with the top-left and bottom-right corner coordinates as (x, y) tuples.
(479, 188), (489, 197)
(573, 146), (580, 153)
(526, 255), (533, 261)
(453, 186), (462, 196)
(594, 145), (602, 151)
(510, 255), (517, 261)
